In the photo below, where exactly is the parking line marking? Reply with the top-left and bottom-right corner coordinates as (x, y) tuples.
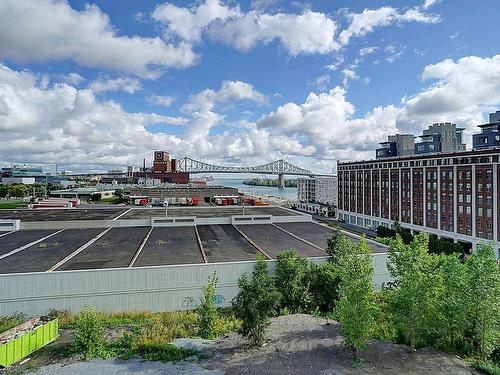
(0, 229), (66, 261)
(233, 225), (273, 260)
(49, 228), (113, 272)
(272, 224), (326, 253)
(128, 227), (153, 267)
(112, 208), (132, 220)
(0, 231), (15, 238)
(194, 225), (208, 263)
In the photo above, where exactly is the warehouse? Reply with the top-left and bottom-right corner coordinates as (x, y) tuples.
(0, 206), (390, 316)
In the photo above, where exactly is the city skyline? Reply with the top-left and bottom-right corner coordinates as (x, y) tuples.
(0, 0), (499, 174)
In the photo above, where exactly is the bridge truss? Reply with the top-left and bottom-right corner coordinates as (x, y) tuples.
(176, 157), (314, 176)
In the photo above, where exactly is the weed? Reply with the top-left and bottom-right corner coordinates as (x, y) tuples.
(469, 359), (500, 375)
(37, 242), (59, 249)
(197, 273), (218, 339)
(72, 308), (106, 359)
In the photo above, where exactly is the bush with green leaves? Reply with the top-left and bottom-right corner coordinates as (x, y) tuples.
(274, 250), (312, 314)
(435, 253), (469, 353)
(464, 242), (500, 358)
(307, 261), (339, 313)
(197, 272), (218, 339)
(72, 308), (106, 359)
(232, 255), (280, 346)
(336, 237), (376, 353)
(387, 233), (444, 350)
(327, 228), (353, 262)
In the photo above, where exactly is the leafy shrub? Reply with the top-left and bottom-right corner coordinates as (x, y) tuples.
(274, 250), (312, 313)
(469, 359), (500, 375)
(232, 255), (280, 346)
(336, 237), (376, 352)
(197, 272), (218, 339)
(72, 308), (106, 359)
(307, 261), (339, 313)
(376, 225), (396, 239)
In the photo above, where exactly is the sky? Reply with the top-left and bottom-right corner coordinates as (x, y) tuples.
(0, 0), (499, 175)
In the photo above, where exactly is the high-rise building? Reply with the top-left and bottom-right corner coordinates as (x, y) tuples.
(473, 110), (500, 149)
(297, 177), (315, 203)
(376, 134), (415, 159)
(414, 122), (466, 154)
(297, 176), (337, 206)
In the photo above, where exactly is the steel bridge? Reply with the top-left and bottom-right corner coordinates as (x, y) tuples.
(176, 157), (327, 188)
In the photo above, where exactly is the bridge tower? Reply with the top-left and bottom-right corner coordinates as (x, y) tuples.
(278, 173), (285, 188)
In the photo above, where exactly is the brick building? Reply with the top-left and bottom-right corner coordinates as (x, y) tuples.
(337, 148), (500, 257)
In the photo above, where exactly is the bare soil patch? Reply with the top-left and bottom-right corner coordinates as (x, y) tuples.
(204, 314), (479, 375)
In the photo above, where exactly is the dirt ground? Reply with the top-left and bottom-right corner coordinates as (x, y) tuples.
(204, 314), (479, 375)
(1, 315), (480, 375)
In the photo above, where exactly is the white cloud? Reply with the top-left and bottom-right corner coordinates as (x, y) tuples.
(359, 46), (378, 56)
(250, 0), (280, 11)
(309, 74), (331, 90)
(207, 10), (339, 55)
(338, 6), (440, 46)
(153, 0), (338, 55)
(152, 0), (239, 43)
(146, 95), (176, 107)
(257, 54), (500, 160)
(3, 54), (499, 169)
(89, 77), (142, 94)
(182, 80), (268, 113)
(342, 66), (359, 87)
(0, 0), (198, 78)
(423, 0), (441, 10)
(58, 73), (85, 86)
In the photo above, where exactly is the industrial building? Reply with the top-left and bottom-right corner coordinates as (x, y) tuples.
(338, 119), (500, 258)
(131, 151), (190, 184)
(0, 206), (390, 316)
(129, 186), (239, 204)
(0, 167), (71, 186)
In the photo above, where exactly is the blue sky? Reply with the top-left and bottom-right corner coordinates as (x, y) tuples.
(0, 0), (499, 174)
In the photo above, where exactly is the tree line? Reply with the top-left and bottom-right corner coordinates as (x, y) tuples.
(229, 228), (499, 368)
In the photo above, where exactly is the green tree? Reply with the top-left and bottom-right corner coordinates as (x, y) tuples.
(464, 242), (500, 358)
(274, 250), (312, 313)
(232, 255), (280, 346)
(387, 233), (443, 350)
(197, 272), (218, 339)
(307, 261), (339, 313)
(72, 308), (105, 359)
(436, 254), (468, 352)
(336, 237), (376, 353)
(327, 227), (352, 262)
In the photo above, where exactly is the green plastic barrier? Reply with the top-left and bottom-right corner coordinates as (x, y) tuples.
(0, 318), (58, 367)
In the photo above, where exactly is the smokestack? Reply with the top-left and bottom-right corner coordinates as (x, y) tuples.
(143, 158), (146, 172)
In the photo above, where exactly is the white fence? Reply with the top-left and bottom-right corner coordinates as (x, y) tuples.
(0, 254), (391, 317)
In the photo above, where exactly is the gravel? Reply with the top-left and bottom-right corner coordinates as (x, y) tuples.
(29, 358), (223, 375)
(24, 314), (480, 375)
